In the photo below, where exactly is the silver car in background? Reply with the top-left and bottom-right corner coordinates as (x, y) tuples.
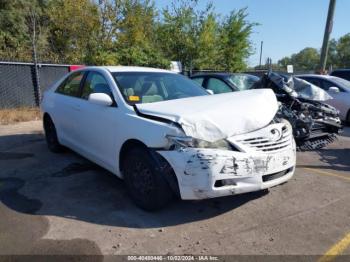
(297, 74), (350, 123)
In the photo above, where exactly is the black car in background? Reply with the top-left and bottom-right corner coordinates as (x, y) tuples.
(190, 73), (260, 94)
(330, 69), (350, 81)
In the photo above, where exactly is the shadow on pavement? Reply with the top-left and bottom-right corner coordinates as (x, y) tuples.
(0, 133), (268, 230)
(297, 148), (350, 172)
(0, 190), (102, 256)
(0, 133), (43, 151)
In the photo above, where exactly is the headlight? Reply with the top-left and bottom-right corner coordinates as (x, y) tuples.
(165, 135), (232, 150)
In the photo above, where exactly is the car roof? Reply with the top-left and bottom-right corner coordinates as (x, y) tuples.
(80, 66), (175, 74)
(296, 74), (350, 85)
(331, 69), (350, 72)
(191, 72), (252, 78)
(296, 74), (333, 79)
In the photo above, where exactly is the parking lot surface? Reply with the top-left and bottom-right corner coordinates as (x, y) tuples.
(0, 121), (349, 257)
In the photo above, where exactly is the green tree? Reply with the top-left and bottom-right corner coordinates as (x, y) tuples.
(217, 8), (256, 72)
(116, 0), (169, 68)
(278, 47), (320, 72)
(326, 38), (338, 68)
(84, 0), (122, 65)
(193, 12), (219, 69)
(1, 0), (257, 69)
(47, 0), (100, 64)
(0, 0), (27, 59)
(336, 33), (350, 68)
(156, 0), (199, 69)
(293, 47), (320, 71)
(278, 56), (292, 69)
(158, 2), (256, 72)
(0, 0), (49, 61)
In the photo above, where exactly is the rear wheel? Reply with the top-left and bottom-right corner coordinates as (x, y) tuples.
(122, 146), (174, 211)
(43, 115), (64, 153)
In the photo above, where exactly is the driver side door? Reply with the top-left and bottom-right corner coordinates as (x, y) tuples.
(321, 80), (347, 120)
(74, 71), (120, 171)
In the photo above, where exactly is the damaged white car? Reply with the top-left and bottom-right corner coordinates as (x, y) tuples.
(41, 66), (296, 210)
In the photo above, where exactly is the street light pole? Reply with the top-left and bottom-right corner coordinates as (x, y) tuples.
(319, 0), (336, 73)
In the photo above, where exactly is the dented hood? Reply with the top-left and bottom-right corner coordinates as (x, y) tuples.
(293, 77), (333, 101)
(136, 89), (278, 142)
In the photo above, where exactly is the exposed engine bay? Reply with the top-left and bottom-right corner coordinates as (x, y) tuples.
(253, 72), (342, 151)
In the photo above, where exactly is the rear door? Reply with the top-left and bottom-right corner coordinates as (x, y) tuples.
(53, 71), (86, 148)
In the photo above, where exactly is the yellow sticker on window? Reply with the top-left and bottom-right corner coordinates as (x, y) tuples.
(128, 95), (140, 101)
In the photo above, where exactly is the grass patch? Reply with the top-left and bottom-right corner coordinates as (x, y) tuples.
(0, 107), (42, 125)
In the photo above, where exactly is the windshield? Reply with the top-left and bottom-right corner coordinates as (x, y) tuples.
(330, 76), (350, 90)
(113, 72), (208, 104)
(227, 74), (260, 91)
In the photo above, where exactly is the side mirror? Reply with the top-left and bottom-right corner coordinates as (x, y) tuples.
(88, 93), (113, 106)
(328, 86), (340, 93)
(207, 89), (214, 95)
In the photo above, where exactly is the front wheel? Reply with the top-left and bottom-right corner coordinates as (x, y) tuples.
(122, 147), (174, 211)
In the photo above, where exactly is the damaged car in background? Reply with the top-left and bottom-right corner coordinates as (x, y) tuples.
(253, 72), (342, 151)
(41, 66), (296, 211)
(191, 72), (342, 151)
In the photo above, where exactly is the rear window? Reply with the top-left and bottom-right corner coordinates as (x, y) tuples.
(56, 72), (84, 97)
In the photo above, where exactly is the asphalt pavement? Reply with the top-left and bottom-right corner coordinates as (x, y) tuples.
(0, 121), (349, 258)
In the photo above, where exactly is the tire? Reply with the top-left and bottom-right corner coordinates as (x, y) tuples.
(43, 116), (64, 153)
(122, 146), (174, 211)
(347, 110), (350, 125)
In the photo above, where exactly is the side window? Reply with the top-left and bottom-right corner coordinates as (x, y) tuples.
(81, 72), (112, 99)
(322, 80), (344, 92)
(305, 78), (322, 88)
(192, 77), (205, 87)
(207, 78), (232, 94)
(322, 80), (334, 90)
(56, 72), (84, 97)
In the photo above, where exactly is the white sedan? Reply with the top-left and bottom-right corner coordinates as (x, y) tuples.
(41, 66), (296, 210)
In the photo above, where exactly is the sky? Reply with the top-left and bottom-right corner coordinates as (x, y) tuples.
(153, 0), (350, 67)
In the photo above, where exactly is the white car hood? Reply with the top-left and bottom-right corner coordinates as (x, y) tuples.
(136, 89), (278, 142)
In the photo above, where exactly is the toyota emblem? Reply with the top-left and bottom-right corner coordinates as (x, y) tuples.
(270, 128), (282, 141)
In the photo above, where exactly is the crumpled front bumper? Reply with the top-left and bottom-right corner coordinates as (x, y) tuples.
(158, 147), (296, 200)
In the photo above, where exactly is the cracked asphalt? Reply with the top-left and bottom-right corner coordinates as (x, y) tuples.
(0, 121), (349, 257)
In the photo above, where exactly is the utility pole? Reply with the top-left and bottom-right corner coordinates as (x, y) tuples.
(29, 9), (41, 106)
(319, 0), (336, 73)
(259, 41), (263, 68)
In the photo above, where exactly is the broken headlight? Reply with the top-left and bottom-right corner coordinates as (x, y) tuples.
(166, 135), (232, 150)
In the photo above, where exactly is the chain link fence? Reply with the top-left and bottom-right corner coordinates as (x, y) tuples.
(0, 59), (309, 109)
(0, 61), (72, 109)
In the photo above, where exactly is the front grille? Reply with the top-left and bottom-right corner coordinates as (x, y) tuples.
(237, 125), (291, 152)
(262, 167), (293, 182)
